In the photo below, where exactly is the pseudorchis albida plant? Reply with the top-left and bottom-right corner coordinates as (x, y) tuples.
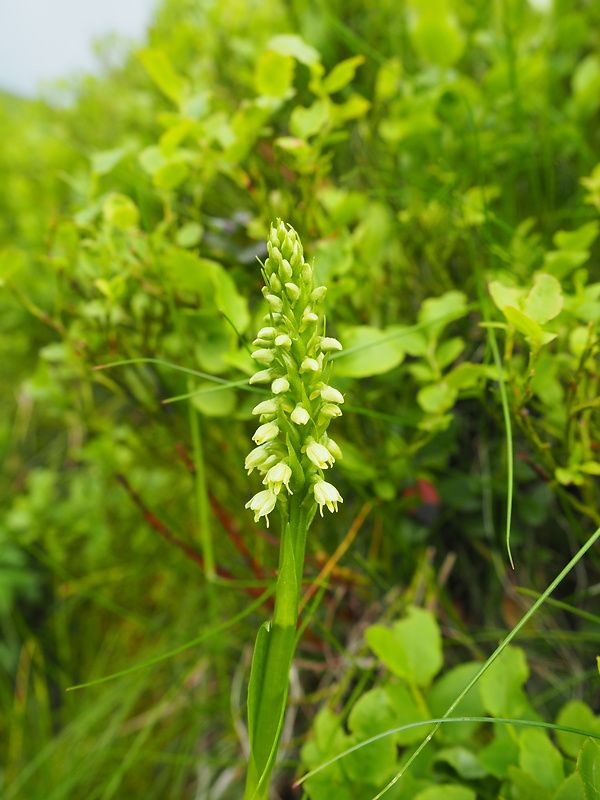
(245, 219), (344, 526)
(243, 221), (344, 800)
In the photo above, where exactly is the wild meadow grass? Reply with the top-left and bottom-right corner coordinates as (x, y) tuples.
(1, 0), (600, 797)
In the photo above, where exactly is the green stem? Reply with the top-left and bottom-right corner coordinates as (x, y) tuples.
(244, 497), (310, 800)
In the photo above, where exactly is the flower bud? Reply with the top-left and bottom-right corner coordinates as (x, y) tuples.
(251, 348), (275, 364)
(311, 286), (327, 303)
(245, 446), (271, 475)
(285, 282), (300, 302)
(252, 399), (278, 416)
(320, 385), (344, 404)
(324, 436), (343, 460)
(249, 369), (275, 384)
(252, 422), (280, 444)
(279, 258), (293, 282)
(290, 241), (303, 268)
(256, 327), (277, 341)
(300, 357), (320, 373)
(272, 377), (290, 394)
(319, 403), (342, 422)
(275, 334), (292, 348)
(269, 274), (283, 293)
(302, 263), (313, 283)
(264, 294), (283, 313)
(291, 404), (310, 425)
(319, 337), (342, 352)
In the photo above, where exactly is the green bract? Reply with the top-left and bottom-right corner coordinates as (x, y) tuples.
(245, 220), (343, 526)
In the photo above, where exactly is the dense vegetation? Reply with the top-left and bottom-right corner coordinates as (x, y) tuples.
(1, 0), (600, 798)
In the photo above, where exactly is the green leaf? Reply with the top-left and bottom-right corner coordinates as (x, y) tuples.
(375, 57), (403, 101)
(506, 766), (553, 800)
(579, 462), (600, 475)
(153, 160), (189, 190)
(427, 662), (486, 744)
(552, 773), (586, 800)
(489, 280), (524, 312)
(344, 687), (398, 785)
(543, 250), (589, 279)
(365, 606), (443, 686)
(413, 785), (476, 800)
(102, 193), (139, 229)
(412, 15), (465, 67)
(290, 100), (330, 140)
(554, 221), (599, 252)
(504, 306), (553, 345)
(523, 274), (563, 324)
(255, 50), (295, 98)
(435, 337), (465, 369)
(138, 145), (167, 176)
(418, 291), (468, 340)
(556, 700), (600, 758)
(385, 683), (433, 745)
(246, 621), (271, 751)
(336, 326), (404, 378)
(322, 56), (365, 94)
(175, 222), (203, 248)
(479, 738), (520, 779)
(417, 382), (458, 414)
(191, 383), (236, 417)
(139, 48), (187, 104)
(163, 250), (213, 294)
(519, 728), (565, 794)
(578, 738), (600, 800)
(434, 747), (488, 780)
(90, 145), (131, 176)
(267, 34), (321, 66)
(479, 646), (529, 718)
(0, 248), (25, 284)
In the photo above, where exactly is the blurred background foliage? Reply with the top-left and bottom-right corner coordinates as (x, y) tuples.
(1, 0), (600, 797)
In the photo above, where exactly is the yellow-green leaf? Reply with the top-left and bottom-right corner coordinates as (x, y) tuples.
(139, 48), (187, 105)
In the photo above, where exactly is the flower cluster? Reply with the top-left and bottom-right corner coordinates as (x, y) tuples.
(245, 221), (343, 526)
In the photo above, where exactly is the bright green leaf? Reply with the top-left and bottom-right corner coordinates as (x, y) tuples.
(519, 729), (564, 794)
(503, 306), (545, 342)
(153, 161), (189, 190)
(336, 326), (404, 378)
(267, 34), (321, 66)
(413, 785), (476, 800)
(91, 145), (131, 176)
(556, 701), (599, 758)
(255, 50), (295, 98)
(412, 15), (465, 67)
(578, 738), (600, 800)
(365, 607), (443, 686)
(290, 100), (330, 140)
(191, 383), (236, 417)
(427, 662), (486, 744)
(554, 222), (599, 252)
(434, 747), (488, 780)
(524, 274), (563, 324)
(418, 291), (468, 340)
(506, 766), (552, 800)
(139, 48), (187, 104)
(102, 193), (139, 229)
(322, 56), (365, 95)
(489, 280), (524, 312)
(552, 773), (586, 800)
(479, 646), (529, 718)
(417, 382), (458, 414)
